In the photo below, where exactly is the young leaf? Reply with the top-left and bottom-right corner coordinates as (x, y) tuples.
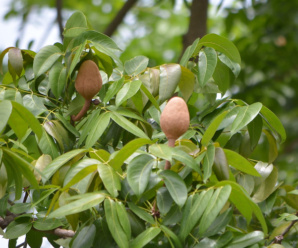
(49, 193), (105, 218)
(33, 45), (62, 77)
(223, 149), (260, 176)
(97, 163), (121, 197)
(159, 64), (181, 103)
(130, 227), (161, 248)
(127, 154), (154, 196)
(124, 56), (149, 76)
(159, 170), (187, 208)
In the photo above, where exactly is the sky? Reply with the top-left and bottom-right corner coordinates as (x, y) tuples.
(0, 0), (232, 247)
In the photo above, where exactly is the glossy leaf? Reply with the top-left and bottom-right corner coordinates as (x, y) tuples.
(110, 112), (148, 139)
(213, 147), (230, 181)
(85, 111), (111, 148)
(198, 185), (231, 236)
(157, 187), (173, 215)
(201, 111), (228, 147)
(33, 45), (62, 77)
(159, 170), (187, 208)
(203, 144), (215, 182)
(159, 64), (181, 103)
(127, 154), (154, 196)
(49, 192), (105, 218)
(0, 100), (12, 133)
(127, 202), (155, 225)
(179, 190), (214, 240)
(260, 105), (286, 143)
(230, 103), (262, 135)
(64, 11), (88, 37)
(42, 149), (86, 183)
(124, 55), (149, 76)
(130, 227), (161, 248)
(197, 33), (241, 64)
(213, 58), (232, 94)
(223, 149), (260, 177)
(110, 138), (154, 172)
(104, 199), (129, 248)
(247, 115), (263, 150)
(49, 62), (67, 98)
(227, 231), (264, 248)
(197, 47), (217, 87)
(97, 163), (121, 197)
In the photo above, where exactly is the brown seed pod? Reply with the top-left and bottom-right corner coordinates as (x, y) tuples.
(71, 60), (102, 123)
(160, 96), (190, 169)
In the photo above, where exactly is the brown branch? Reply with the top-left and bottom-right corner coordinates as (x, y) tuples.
(272, 212), (298, 244)
(0, 213), (75, 239)
(180, 0), (209, 59)
(104, 0), (138, 37)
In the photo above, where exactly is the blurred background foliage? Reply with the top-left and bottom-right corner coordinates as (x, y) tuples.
(1, 0), (297, 187)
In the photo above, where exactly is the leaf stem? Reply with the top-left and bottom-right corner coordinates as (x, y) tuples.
(71, 99), (91, 125)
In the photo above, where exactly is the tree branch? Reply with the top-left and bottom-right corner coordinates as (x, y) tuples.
(0, 213), (75, 239)
(56, 0), (64, 40)
(180, 0), (209, 58)
(104, 0), (138, 37)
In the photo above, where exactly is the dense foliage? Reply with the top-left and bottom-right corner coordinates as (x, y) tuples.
(0, 11), (297, 248)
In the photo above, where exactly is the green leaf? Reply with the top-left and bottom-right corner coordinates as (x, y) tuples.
(213, 147), (230, 181)
(103, 77), (124, 103)
(49, 62), (67, 98)
(9, 203), (31, 214)
(203, 144), (215, 182)
(23, 94), (47, 116)
(116, 80), (142, 106)
(2, 148), (39, 189)
(198, 185), (232, 236)
(55, 113), (80, 137)
(10, 101), (43, 139)
(49, 192), (105, 218)
(247, 115), (263, 150)
(140, 83), (160, 110)
(227, 231), (264, 248)
(264, 129), (278, 164)
(38, 129), (59, 159)
(110, 112), (148, 139)
(260, 105), (286, 143)
(216, 180), (268, 235)
(180, 37), (200, 66)
(230, 103), (262, 135)
(8, 48), (23, 77)
(179, 190), (214, 241)
(172, 147), (199, 174)
(33, 218), (63, 231)
(67, 40), (87, 77)
(115, 202), (131, 241)
(104, 199), (129, 248)
(157, 187), (173, 215)
(130, 227), (161, 248)
(62, 158), (99, 190)
(97, 163), (121, 197)
(26, 229), (43, 248)
(33, 45), (62, 77)
(64, 11), (88, 37)
(124, 56), (149, 76)
(4, 218), (32, 239)
(110, 138), (153, 171)
(159, 64), (181, 103)
(223, 149), (260, 176)
(0, 100), (12, 133)
(42, 148), (87, 183)
(85, 112), (111, 148)
(197, 33), (241, 64)
(160, 225), (183, 248)
(127, 202), (155, 225)
(218, 53), (241, 77)
(201, 111), (228, 147)
(197, 47), (217, 87)
(127, 154), (154, 196)
(149, 144), (172, 161)
(72, 225), (96, 248)
(213, 58), (233, 95)
(0, 47), (14, 74)
(159, 170), (187, 208)
(179, 66), (195, 102)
